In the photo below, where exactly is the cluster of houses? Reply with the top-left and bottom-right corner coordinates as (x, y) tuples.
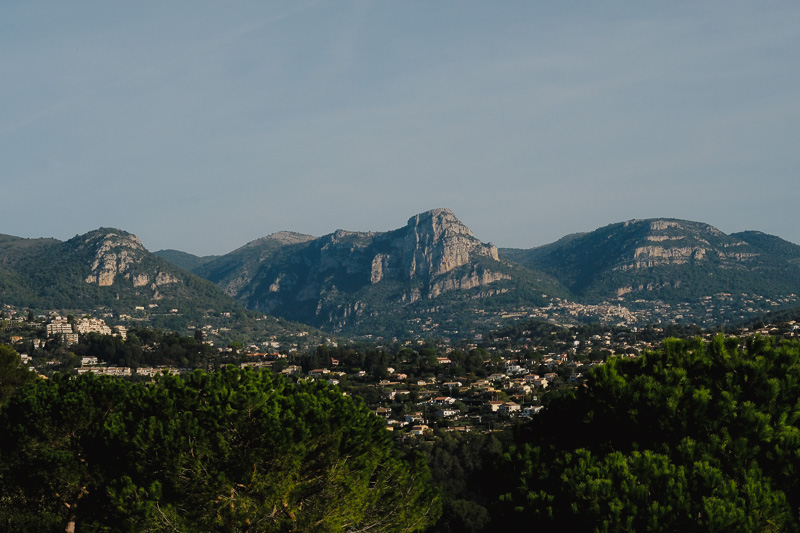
(8, 303), (800, 437)
(76, 356), (185, 377)
(43, 316), (126, 346)
(475, 293), (800, 335)
(267, 358), (579, 435)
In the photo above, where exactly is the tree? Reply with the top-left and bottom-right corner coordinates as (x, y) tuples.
(0, 345), (36, 405)
(227, 340), (243, 353)
(491, 336), (800, 530)
(0, 367), (440, 531)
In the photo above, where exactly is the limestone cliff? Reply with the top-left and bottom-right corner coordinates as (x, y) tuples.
(197, 208), (526, 332)
(391, 208), (499, 282)
(612, 220), (757, 272)
(81, 229), (179, 290)
(306, 208), (503, 293)
(502, 217), (800, 302)
(0, 227), (250, 326)
(83, 231), (146, 286)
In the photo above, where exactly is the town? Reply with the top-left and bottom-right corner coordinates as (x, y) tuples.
(4, 302), (799, 437)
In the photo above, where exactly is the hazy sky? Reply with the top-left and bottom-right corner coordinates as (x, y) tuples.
(3, 1), (799, 255)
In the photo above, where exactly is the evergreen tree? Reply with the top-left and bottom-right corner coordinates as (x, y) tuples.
(0, 368), (440, 532)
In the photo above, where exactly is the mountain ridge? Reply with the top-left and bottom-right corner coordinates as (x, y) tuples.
(187, 208), (550, 336)
(500, 217), (800, 302)
(0, 227), (324, 344)
(4, 211), (800, 339)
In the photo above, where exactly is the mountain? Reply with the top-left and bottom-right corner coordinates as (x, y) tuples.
(6, 214), (799, 340)
(500, 218), (800, 303)
(194, 209), (564, 337)
(1, 228), (220, 311)
(193, 231), (317, 293)
(153, 249), (219, 272)
(0, 228), (320, 343)
(730, 231), (800, 264)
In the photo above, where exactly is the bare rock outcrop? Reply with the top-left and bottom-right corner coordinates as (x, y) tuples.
(398, 208), (499, 280)
(82, 230), (179, 290)
(84, 231), (146, 286)
(209, 208), (516, 328)
(312, 209), (504, 297)
(429, 268), (509, 298)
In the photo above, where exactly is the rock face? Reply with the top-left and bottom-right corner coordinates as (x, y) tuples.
(428, 267), (509, 298)
(501, 218), (800, 302)
(82, 230), (179, 290)
(185, 211), (800, 335)
(369, 208), (500, 284)
(83, 231), (146, 286)
(398, 208), (499, 280)
(0, 227), (251, 328)
(197, 208), (519, 331)
(612, 220), (753, 271)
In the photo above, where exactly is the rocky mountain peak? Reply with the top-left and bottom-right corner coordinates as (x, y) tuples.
(392, 208), (499, 281)
(199, 208), (511, 323)
(75, 228), (179, 289)
(263, 231), (316, 245)
(406, 208), (475, 239)
(81, 228), (145, 251)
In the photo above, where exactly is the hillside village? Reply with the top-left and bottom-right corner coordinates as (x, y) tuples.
(4, 287), (797, 349)
(394, 292), (800, 342)
(4, 302), (800, 436)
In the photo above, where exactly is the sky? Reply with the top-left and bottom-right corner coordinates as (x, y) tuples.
(2, 1), (799, 256)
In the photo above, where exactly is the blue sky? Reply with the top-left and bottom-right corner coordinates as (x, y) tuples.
(2, 1), (799, 255)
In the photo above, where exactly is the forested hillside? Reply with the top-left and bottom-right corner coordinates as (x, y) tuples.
(501, 218), (800, 303)
(0, 229), (242, 321)
(6, 213), (800, 337)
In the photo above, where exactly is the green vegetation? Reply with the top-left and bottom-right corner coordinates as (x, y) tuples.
(2, 324), (264, 375)
(416, 335), (800, 530)
(416, 431), (509, 533)
(0, 230), (240, 317)
(0, 345), (36, 405)
(190, 221), (567, 340)
(73, 328), (220, 369)
(8, 309), (800, 530)
(7, 216), (800, 340)
(0, 367), (439, 532)
(0, 229), (324, 346)
(153, 249), (219, 272)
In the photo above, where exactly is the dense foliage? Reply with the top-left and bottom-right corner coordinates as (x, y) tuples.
(8, 332), (800, 531)
(0, 367), (439, 532)
(0, 233), (319, 344)
(0, 231), (231, 317)
(74, 328), (220, 369)
(0, 345), (36, 405)
(443, 335), (800, 530)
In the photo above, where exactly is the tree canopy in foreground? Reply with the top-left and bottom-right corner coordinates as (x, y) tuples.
(494, 335), (800, 531)
(0, 366), (439, 532)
